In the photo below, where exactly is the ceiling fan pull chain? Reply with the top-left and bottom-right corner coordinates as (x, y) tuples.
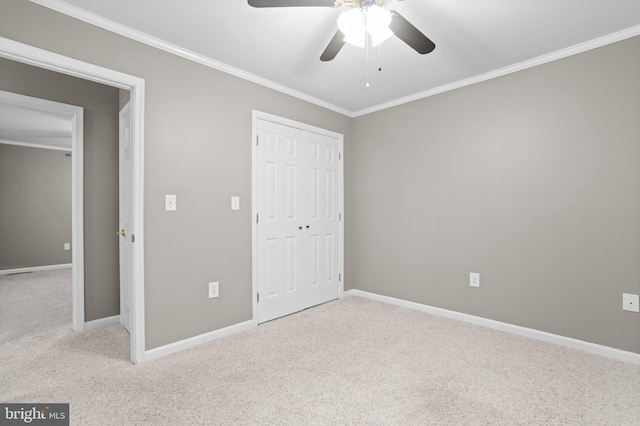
(365, 30), (371, 89)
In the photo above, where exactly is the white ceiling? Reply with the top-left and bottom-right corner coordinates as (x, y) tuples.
(35, 0), (640, 116)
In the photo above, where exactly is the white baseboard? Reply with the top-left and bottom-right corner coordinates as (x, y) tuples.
(84, 315), (120, 330)
(0, 264), (72, 275)
(144, 320), (255, 362)
(344, 289), (640, 365)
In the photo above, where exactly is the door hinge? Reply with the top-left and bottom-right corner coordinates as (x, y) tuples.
(339, 152), (342, 160)
(256, 214), (259, 224)
(131, 234), (135, 243)
(256, 135), (259, 146)
(257, 293), (260, 303)
(339, 273), (341, 282)
(339, 212), (342, 221)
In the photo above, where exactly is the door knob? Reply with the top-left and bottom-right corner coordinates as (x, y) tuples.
(116, 229), (126, 237)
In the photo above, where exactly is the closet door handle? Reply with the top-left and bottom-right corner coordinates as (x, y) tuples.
(299, 226), (303, 231)
(306, 225), (310, 229)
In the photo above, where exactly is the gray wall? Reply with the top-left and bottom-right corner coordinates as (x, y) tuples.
(0, 0), (353, 349)
(0, 144), (72, 269)
(118, 89), (130, 111)
(352, 36), (640, 354)
(3, 0), (637, 355)
(0, 57), (120, 322)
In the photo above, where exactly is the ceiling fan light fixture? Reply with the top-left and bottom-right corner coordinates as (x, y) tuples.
(337, 8), (366, 48)
(366, 5), (393, 46)
(337, 5), (393, 49)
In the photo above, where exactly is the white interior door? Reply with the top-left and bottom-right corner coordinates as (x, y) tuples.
(304, 131), (341, 308)
(118, 101), (133, 333)
(256, 119), (307, 322)
(255, 117), (341, 324)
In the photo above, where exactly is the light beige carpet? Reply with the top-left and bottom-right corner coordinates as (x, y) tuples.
(1, 289), (639, 425)
(0, 268), (72, 343)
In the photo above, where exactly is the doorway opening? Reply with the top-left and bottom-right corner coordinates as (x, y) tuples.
(0, 90), (82, 335)
(0, 36), (147, 363)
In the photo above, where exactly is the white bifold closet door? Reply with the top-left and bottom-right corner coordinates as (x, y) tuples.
(256, 118), (340, 324)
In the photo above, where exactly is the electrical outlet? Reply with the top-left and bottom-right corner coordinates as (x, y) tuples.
(469, 272), (480, 288)
(208, 282), (219, 299)
(622, 293), (639, 313)
(165, 194), (177, 211)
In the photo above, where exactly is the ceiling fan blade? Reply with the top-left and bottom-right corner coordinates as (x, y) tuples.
(320, 30), (346, 62)
(248, 0), (336, 7)
(389, 11), (436, 55)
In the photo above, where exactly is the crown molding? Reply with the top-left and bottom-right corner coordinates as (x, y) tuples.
(353, 24), (640, 117)
(0, 139), (72, 151)
(30, 1), (640, 118)
(30, 0), (354, 117)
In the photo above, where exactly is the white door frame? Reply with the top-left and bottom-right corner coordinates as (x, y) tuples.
(251, 110), (344, 325)
(0, 90), (84, 332)
(0, 36), (147, 364)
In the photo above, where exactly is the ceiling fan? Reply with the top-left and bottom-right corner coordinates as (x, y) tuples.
(248, 0), (436, 62)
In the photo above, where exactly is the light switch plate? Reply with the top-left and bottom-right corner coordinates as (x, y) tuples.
(64, 243), (71, 251)
(209, 282), (219, 299)
(231, 196), (240, 211)
(469, 272), (480, 288)
(623, 293), (639, 312)
(165, 194), (177, 211)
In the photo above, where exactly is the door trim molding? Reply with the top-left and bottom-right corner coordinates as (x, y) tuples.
(0, 36), (147, 364)
(251, 110), (345, 326)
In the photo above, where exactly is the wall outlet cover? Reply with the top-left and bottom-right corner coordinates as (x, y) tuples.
(165, 194), (177, 211)
(622, 293), (639, 313)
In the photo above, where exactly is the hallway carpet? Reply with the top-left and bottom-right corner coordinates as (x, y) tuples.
(0, 268), (71, 343)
